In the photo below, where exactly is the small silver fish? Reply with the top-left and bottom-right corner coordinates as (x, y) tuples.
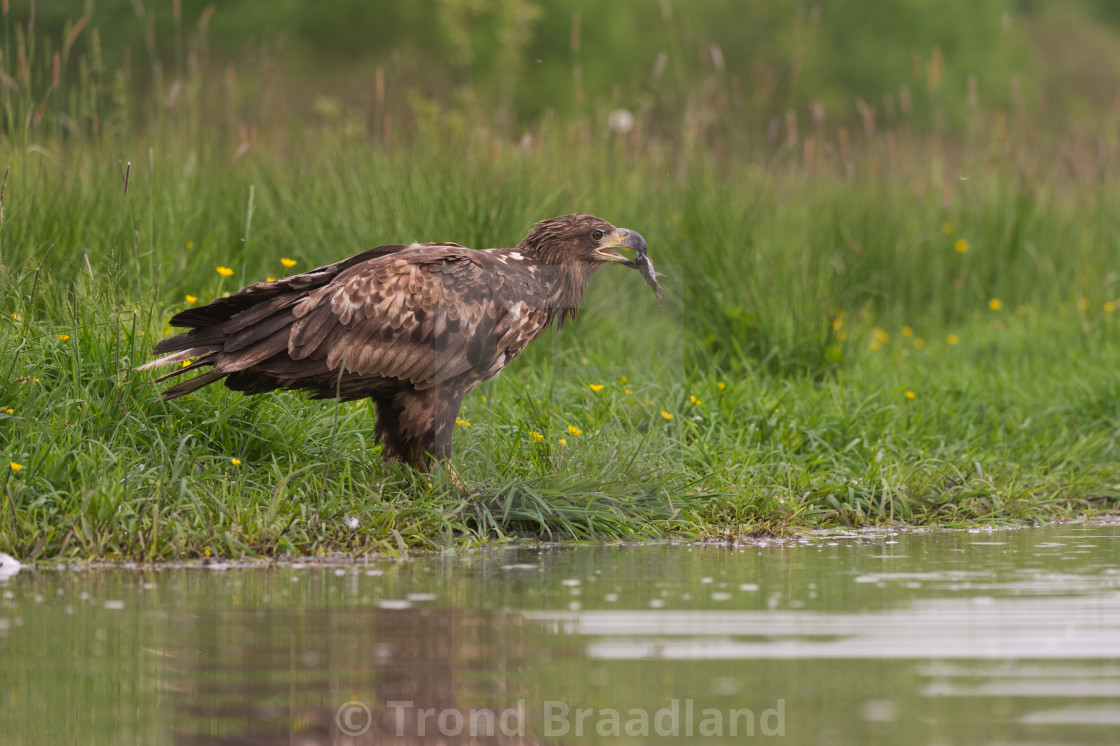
(621, 231), (665, 300)
(632, 250), (665, 300)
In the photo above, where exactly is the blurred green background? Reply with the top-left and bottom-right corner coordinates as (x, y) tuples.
(22, 0), (1120, 138)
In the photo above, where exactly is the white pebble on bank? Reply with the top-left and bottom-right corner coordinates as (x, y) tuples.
(0, 553), (21, 581)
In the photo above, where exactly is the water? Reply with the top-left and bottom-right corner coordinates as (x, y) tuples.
(2, 522), (1119, 744)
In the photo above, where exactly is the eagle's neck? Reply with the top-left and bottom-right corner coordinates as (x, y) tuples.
(499, 244), (598, 327)
(543, 262), (596, 326)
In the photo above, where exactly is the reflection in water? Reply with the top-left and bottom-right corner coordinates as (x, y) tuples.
(174, 606), (540, 744)
(2, 522), (1120, 744)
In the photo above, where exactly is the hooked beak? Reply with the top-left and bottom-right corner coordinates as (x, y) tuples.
(594, 228), (648, 263)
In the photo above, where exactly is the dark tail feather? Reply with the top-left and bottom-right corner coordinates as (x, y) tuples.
(159, 370), (227, 400)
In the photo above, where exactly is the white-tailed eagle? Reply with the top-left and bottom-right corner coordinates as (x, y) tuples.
(140, 214), (661, 470)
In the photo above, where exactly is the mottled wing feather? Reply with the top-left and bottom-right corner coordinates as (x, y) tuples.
(144, 242), (548, 404)
(163, 243), (429, 331)
(287, 245), (543, 390)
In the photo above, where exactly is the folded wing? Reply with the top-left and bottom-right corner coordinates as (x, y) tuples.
(140, 244), (544, 401)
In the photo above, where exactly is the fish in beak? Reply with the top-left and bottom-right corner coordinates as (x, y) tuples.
(595, 228), (665, 300)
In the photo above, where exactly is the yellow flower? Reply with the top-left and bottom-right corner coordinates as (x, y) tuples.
(281, 257), (297, 268)
(1077, 297), (1089, 311)
(230, 458), (242, 465)
(568, 425), (581, 436)
(456, 418), (471, 427)
(588, 384), (604, 393)
(56, 334), (71, 341)
(266, 277), (276, 282)
(660, 410), (674, 421)
(10, 313), (21, 321)
(185, 294), (198, 303)
(988, 298), (1002, 311)
(913, 337), (926, 349)
(872, 328), (889, 343)
(181, 358), (192, 367)
(1106, 302), (1116, 313)
(530, 431), (543, 442)
(904, 390), (916, 399)
(624, 388), (632, 394)
(869, 340), (882, 351)
(837, 331), (848, 342)
(216, 266), (234, 277)
(717, 381), (726, 390)
(4, 408), (12, 415)
(619, 376), (629, 384)
(902, 326), (914, 338)
(954, 238), (969, 253)
(941, 221), (955, 235)
(204, 548), (211, 557)
(185, 240), (195, 249)
(689, 394), (702, 406)
(832, 317), (844, 331)
(946, 334), (959, 345)
(558, 438), (567, 447)
(9, 461), (22, 471)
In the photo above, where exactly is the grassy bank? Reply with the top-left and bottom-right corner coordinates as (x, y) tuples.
(3, 5), (1120, 559)
(2, 129), (1119, 560)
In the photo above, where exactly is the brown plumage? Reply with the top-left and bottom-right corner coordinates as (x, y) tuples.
(139, 214), (655, 470)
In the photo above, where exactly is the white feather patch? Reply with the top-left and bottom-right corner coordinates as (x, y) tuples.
(134, 348), (199, 370)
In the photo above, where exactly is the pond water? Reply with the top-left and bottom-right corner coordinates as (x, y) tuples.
(2, 522), (1119, 744)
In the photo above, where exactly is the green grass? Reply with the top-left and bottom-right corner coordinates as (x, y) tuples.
(3, 132), (1119, 561)
(2, 10), (1120, 560)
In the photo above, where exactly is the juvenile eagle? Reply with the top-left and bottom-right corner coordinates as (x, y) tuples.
(140, 214), (657, 470)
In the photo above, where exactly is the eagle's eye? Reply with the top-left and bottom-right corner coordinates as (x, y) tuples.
(591, 229), (605, 241)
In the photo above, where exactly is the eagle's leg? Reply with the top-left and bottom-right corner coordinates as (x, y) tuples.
(373, 387), (465, 473)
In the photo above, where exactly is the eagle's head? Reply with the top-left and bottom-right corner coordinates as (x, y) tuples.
(519, 213), (648, 268)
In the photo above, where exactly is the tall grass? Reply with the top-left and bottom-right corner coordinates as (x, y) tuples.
(1, 8), (1120, 559)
